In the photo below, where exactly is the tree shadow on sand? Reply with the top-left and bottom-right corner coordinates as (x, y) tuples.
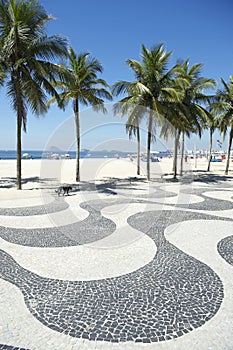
(1, 172), (232, 193)
(192, 171), (233, 185)
(0, 176), (58, 190)
(158, 169), (233, 186)
(72, 177), (148, 196)
(0, 175), (148, 195)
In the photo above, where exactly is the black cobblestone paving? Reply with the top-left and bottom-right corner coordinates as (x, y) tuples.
(0, 198), (149, 247)
(217, 236), (233, 265)
(0, 184), (232, 344)
(0, 197), (69, 216)
(178, 187), (233, 211)
(0, 200), (117, 247)
(0, 209), (229, 342)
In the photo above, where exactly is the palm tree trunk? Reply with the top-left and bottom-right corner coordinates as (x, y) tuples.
(147, 112), (153, 180)
(16, 110), (22, 190)
(225, 126), (233, 175)
(180, 131), (184, 176)
(136, 124), (140, 175)
(74, 99), (80, 182)
(173, 129), (180, 179)
(207, 128), (213, 172)
(15, 71), (24, 190)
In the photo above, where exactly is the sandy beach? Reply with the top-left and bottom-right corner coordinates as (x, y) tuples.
(0, 156), (232, 192)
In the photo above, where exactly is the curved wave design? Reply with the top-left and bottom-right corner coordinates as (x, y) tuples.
(0, 203), (116, 247)
(0, 198), (149, 247)
(115, 187), (177, 200)
(108, 184), (233, 211)
(0, 221), (115, 247)
(0, 197), (69, 216)
(178, 188), (233, 211)
(217, 236), (233, 265)
(0, 208), (228, 342)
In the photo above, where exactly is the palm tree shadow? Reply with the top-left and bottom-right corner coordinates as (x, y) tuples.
(73, 177), (148, 196)
(160, 170), (233, 185)
(0, 176), (59, 190)
(180, 170), (233, 185)
(1, 173), (232, 193)
(192, 172), (233, 184)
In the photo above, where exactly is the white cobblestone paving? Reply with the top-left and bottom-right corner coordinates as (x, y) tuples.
(0, 179), (233, 349)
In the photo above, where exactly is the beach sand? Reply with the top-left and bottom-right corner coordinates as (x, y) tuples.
(0, 156), (232, 194)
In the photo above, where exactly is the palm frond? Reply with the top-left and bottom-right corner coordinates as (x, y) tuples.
(126, 59), (144, 81)
(112, 81), (132, 96)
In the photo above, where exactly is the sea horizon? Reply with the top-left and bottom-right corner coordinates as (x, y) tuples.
(0, 149), (174, 160)
(0, 149), (227, 160)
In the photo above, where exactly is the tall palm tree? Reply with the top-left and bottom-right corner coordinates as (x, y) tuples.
(126, 117), (141, 176)
(205, 110), (219, 172)
(172, 59), (215, 177)
(113, 44), (181, 180)
(161, 105), (192, 179)
(180, 130), (185, 176)
(113, 102), (143, 176)
(214, 77), (233, 175)
(173, 128), (180, 179)
(49, 47), (112, 182)
(0, 0), (68, 189)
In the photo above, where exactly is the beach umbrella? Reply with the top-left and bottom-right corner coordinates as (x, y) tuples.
(51, 153), (60, 159)
(23, 153), (29, 157)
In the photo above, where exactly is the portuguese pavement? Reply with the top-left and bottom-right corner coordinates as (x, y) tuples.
(0, 177), (233, 349)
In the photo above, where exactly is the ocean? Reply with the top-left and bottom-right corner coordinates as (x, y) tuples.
(0, 150), (172, 160)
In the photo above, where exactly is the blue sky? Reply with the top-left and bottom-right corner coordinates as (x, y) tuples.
(0, 0), (233, 152)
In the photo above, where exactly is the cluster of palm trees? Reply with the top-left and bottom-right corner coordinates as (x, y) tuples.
(113, 46), (233, 179)
(0, 0), (232, 189)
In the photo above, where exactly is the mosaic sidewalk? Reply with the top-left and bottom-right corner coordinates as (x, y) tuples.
(0, 179), (233, 350)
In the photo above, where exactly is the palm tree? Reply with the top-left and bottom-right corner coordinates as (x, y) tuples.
(113, 102), (143, 176)
(161, 105), (192, 179)
(126, 118), (141, 176)
(172, 59), (215, 177)
(173, 128), (181, 179)
(180, 131), (185, 176)
(0, 0), (68, 189)
(206, 111), (219, 172)
(214, 77), (233, 175)
(113, 44), (181, 180)
(49, 47), (112, 182)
